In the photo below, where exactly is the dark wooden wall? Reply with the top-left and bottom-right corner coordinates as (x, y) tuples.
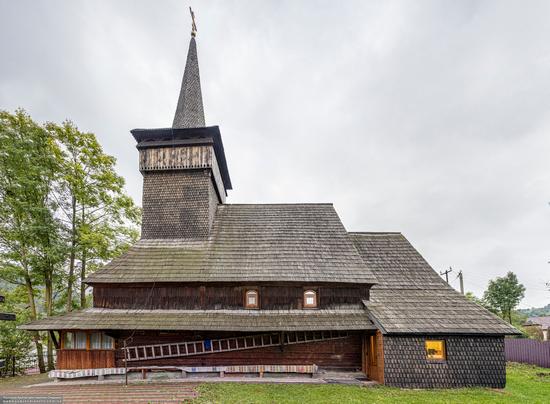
(93, 284), (369, 310)
(114, 331), (362, 369)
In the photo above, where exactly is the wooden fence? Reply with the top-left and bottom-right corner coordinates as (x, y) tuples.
(505, 339), (550, 368)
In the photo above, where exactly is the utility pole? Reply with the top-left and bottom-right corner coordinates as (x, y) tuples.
(0, 295), (16, 321)
(457, 270), (464, 295)
(0, 295), (16, 372)
(440, 267), (453, 284)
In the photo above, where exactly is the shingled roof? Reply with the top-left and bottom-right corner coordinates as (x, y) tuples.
(173, 36), (205, 128)
(525, 316), (550, 328)
(85, 204), (378, 285)
(19, 308), (376, 332)
(350, 232), (519, 335)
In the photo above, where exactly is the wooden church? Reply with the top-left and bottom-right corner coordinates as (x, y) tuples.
(21, 20), (519, 388)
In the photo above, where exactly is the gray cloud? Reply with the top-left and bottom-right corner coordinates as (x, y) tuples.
(1, 0), (549, 307)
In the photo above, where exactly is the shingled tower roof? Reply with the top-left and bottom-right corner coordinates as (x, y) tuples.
(172, 36), (205, 128)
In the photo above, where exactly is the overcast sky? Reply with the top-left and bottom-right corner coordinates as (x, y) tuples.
(1, 0), (549, 308)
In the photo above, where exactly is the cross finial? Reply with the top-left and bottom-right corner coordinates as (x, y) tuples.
(190, 7), (197, 37)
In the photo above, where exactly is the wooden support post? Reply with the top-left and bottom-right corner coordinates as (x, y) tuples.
(123, 339), (128, 386)
(49, 331), (60, 349)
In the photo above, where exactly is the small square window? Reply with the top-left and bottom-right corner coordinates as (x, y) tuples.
(426, 340), (446, 360)
(245, 290), (259, 309)
(304, 290), (317, 308)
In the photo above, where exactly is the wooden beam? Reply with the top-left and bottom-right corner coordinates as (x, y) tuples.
(49, 331), (60, 349)
(0, 313), (16, 321)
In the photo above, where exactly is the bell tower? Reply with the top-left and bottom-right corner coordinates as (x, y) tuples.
(132, 9), (231, 240)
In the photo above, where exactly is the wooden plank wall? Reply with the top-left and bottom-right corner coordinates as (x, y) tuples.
(364, 331), (385, 383)
(93, 284), (369, 310)
(114, 332), (362, 369)
(139, 145), (213, 171)
(57, 350), (115, 370)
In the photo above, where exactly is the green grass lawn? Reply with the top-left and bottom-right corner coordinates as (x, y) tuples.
(0, 372), (49, 389)
(0, 363), (547, 403)
(195, 363), (550, 403)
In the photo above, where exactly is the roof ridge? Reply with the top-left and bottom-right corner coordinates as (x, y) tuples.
(221, 203), (334, 206)
(349, 231), (403, 235)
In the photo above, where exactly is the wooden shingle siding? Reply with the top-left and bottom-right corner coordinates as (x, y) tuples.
(93, 284), (369, 310)
(139, 144), (226, 205)
(383, 335), (506, 388)
(141, 170), (219, 239)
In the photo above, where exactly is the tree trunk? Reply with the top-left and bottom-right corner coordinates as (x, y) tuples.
(80, 248), (87, 308)
(47, 335), (54, 371)
(66, 195), (77, 312)
(34, 335), (45, 374)
(24, 273), (45, 373)
(45, 275), (54, 370)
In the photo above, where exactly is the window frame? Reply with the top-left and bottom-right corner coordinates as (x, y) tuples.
(303, 289), (318, 309)
(90, 332), (102, 350)
(62, 331), (75, 350)
(101, 334), (115, 349)
(244, 288), (260, 309)
(425, 339), (446, 361)
(61, 331), (114, 350)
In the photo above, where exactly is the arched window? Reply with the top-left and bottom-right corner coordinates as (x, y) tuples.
(245, 289), (259, 309)
(304, 290), (317, 308)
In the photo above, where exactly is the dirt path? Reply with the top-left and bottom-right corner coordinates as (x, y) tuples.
(0, 378), (198, 403)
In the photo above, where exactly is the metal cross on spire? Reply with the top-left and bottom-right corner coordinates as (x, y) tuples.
(190, 7), (197, 37)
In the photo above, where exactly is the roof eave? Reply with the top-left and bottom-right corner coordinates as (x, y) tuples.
(131, 126), (232, 190)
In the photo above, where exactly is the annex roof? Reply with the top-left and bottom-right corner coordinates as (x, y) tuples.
(18, 308), (376, 332)
(350, 232), (520, 335)
(85, 204), (378, 285)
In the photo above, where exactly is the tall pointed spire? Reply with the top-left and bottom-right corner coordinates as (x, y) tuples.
(172, 8), (205, 128)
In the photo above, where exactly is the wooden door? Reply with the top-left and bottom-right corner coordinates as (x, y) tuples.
(363, 332), (384, 383)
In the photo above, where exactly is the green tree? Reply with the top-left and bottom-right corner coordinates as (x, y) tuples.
(0, 110), (140, 373)
(47, 121), (140, 311)
(0, 287), (34, 375)
(0, 109), (61, 372)
(483, 271), (526, 324)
